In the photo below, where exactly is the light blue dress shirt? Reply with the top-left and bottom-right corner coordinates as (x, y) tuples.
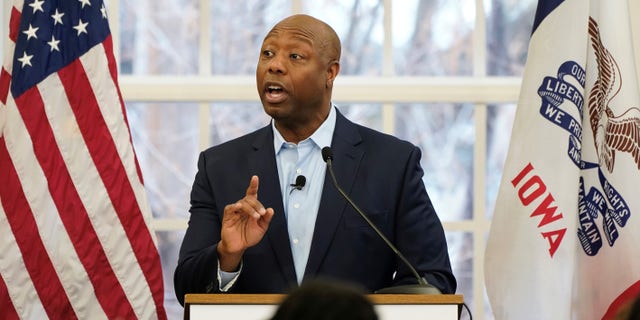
(273, 106), (336, 283)
(218, 106), (336, 288)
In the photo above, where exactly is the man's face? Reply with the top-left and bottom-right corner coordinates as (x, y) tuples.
(256, 26), (329, 125)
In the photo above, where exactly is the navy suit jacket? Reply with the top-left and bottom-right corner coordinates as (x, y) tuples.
(174, 109), (456, 305)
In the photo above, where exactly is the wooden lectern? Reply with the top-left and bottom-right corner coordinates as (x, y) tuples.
(184, 293), (463, 320)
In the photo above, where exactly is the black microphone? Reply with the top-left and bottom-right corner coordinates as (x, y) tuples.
(289, 175), (306, 193)
(321, 146), (441, 294)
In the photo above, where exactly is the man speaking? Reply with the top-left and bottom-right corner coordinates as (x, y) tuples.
(174, 14), (456, 305)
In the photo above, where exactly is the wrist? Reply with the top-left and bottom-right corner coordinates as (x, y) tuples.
(217, 242), (243, 272)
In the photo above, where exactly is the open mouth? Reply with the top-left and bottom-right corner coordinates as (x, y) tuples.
(264, 83), (287, 103)
(267, 85), (283, 94)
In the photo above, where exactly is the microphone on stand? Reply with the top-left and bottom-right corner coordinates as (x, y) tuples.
(321, 146), (441, 294)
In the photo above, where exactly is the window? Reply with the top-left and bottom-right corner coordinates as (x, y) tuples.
(116, 0), (535, 319)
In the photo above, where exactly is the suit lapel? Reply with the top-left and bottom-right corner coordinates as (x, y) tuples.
(250, 126), (297, 285)
(304, 111), (363, 278)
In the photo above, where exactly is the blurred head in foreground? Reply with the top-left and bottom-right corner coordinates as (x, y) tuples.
(270, 279), (378, 320)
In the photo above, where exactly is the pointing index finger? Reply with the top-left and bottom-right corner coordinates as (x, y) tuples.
(246, 175), (259, 197)
(244, 175), (266, 217)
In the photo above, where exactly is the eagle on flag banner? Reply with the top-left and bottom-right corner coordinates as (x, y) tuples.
(485, 0), (640, 319)
(0, 0), (167, 319)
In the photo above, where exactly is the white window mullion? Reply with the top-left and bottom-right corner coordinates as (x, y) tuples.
(382, 0), (394, 135)
(198, 0), (211, 151)
(473, 0), (488, 319)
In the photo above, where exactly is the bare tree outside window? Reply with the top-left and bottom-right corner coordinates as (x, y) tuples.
(210, 1), (289, 75)
(303, 0), (386, 129)
(127, 102), (199, 318)
(486, 103), (517, 220)
(119, 0), (200, 75)
(486, 0), (536, 76)
(394, 0), (475, 76)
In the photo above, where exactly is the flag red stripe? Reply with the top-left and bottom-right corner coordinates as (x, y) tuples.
(0, 68), (10, 105)
(602, 280), (640, 319)
(14, 87), (136, 319)
(0, 269), (20, 320)
(58, 59), (166, 319)
(102, 35), (145, 185)
(0, 137), (75, 319)
(102, 35), (166, 319)
(102, 38), (167, 318)
(9, 7), (20, 44)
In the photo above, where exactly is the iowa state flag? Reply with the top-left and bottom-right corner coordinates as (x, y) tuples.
(0, 0), (166, 318)
(485, 0), (640, 319)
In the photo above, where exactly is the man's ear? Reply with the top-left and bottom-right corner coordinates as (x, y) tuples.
(326, 61), (340, 88)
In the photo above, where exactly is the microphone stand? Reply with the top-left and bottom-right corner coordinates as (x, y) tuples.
(322, 147), (441, 295)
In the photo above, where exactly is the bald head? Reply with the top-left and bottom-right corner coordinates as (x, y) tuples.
(256, 14), (341, 140)
(266, 14), (341, 65)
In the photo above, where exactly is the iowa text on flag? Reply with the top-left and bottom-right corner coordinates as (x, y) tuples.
(485, 0), (640, 319)
(0, 0), (166, 318)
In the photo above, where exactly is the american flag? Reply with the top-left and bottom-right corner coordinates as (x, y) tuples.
(0, 0), (166, 319)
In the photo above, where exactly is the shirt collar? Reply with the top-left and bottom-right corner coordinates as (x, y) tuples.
(272, 104), (336, 152)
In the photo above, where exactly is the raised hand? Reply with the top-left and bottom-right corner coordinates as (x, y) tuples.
(217, 175), (275, 271)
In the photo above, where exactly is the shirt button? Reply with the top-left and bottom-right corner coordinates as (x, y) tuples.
(293, 239), (299, 244)
(296, 168), (302, 174)
(294, 203), (300, 209)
